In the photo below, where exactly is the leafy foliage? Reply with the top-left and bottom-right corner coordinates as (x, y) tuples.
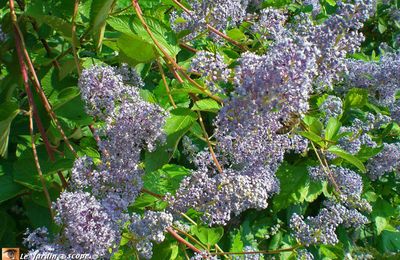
(0, 0), (399, 259)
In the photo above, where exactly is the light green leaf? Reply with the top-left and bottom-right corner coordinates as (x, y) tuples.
(108, 15), (180, 58)
(143, 164), (191, 195)
(191, 226), (224, 246)
(299, 131), (324, 146)
(117, 34), (157, 63)
(327, 146), (366, 173)
(192, 99), (221, 113)
(345, 88), (368, 109)
(325, 117), (341, 141)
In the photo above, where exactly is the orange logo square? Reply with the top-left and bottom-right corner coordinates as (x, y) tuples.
(1, 248), (19, 260)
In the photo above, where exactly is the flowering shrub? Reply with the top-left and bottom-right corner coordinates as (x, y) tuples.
(0, 0), (399, 259)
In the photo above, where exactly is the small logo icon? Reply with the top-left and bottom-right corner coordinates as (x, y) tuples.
(2, 248), (19, 260)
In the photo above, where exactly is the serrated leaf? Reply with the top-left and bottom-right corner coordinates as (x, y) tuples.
(327, 146), (366, 173)
(273, 162), (323, 211)
(108, 15), (180, 58)
(90, 0), (114, 31)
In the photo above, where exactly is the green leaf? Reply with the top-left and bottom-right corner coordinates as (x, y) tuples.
(303, 115), (323, 135)
(325, 117), (341, 141)
(273, 162), (323, 211)
(192, 99), (221, 113)
(230, 231), (244, 252)
(90, 0), (115, 50)
(108, 15), (180, 58)
(327, 146), (366, 173)
(143, 164), (191, 195)
(0, 174), (27, 204)
(0, 101), (20, 158)
(299, 131), (323, 146)
(326, 0), (336, 6)
(152, 240), (179, 260)
(191, 226), (224, 246)
(90, 0), (114, 31)
(145, 108), (197, 172)
(117, 34), (157, 63)
(345, 88), (368, 109)
(378, 230), (400, 253)
(227, 28), (246, 41)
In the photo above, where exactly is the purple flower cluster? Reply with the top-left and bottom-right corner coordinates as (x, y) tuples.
(130, 211), (173, 258)
(170, 0), (377, 229)
(25, 65), (170, 258)
(170, 0), (248, 40)
(367, 142), (400, 180)
(345, 52), (400, 106)
(297, 249), (314, 260)
(290, 200), (368, 246)
(320, 95), (343, 120)
(189, 51), (230, 93)
(169, 156), (279, 225)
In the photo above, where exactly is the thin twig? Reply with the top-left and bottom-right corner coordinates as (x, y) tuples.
(71, 0), (82, 75)
(174, 227), (208, 250)
(179, 42), (197, 53)
(131, 0), (223, 104)
(157, 59), (177, 108)
(141, 188), (165, 199)
(190, 94), (223, 173)
(310, 142), (340, 192)
(29, 111), (54, 219)
(166, 227), (203, 254)
(10, 0), (54, 216)
(18, 30), (78, 158)
(10, 0), (70, 189)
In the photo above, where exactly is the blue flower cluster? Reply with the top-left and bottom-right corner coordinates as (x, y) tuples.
(24, 65), (171, 258)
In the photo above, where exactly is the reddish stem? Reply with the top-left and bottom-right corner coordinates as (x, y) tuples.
(166, 227), (203, 254)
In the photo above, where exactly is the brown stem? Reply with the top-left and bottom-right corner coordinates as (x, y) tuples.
(10, 0), (70, 189)
(310, 142), (340, 192)
(29, 111), (55, 218)
(141, 188), (165, 199)
(31, 22), (61, 70)
(190, 94), (223, 173)
(166, 227), (203, 254)
(15, 25), (78, 158)
(10, 0), (54, 217)
(174, 227), (208, 250)
(131, 0), (223, 104)
(71, 0), (82, 75)
(179, 42), (197, 53)
(157, 59), (177, 108)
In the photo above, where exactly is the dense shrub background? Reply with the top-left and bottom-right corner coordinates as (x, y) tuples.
(0, 0), (399, 259)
